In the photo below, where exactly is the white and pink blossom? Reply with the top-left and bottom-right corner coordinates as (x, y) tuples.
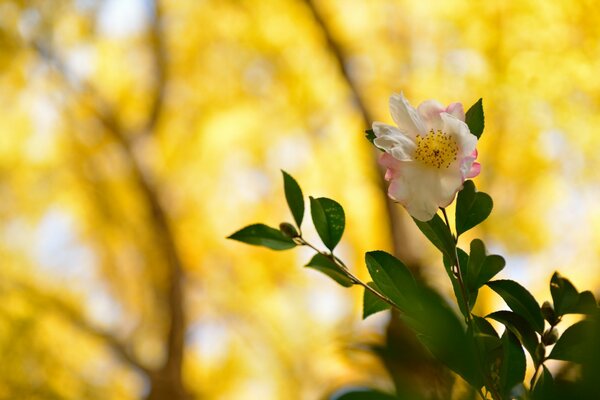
(373, 93), (480, 221)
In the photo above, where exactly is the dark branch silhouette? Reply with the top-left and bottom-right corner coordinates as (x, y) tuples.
(303, 0), (422, 267)
(29, 6), (188, 398)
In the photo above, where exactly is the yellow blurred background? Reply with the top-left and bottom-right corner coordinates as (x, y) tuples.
(1, 0), (600, 399)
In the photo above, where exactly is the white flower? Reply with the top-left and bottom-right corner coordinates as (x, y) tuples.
(373, 93), (480, 221)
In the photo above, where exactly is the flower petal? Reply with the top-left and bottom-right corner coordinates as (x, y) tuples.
(459, 149), (479, 179)
(466, 162), (481, 178)
(379, 152), (405, 181)
(437, 167), (465, 207)
(417, 99), (445, 131)
(389, 93), (424, 138)
(440, 112), (477, 157)
(387, 165), (442, 221)
(445, 102), (465, 121)
(372, 122), (416, 161)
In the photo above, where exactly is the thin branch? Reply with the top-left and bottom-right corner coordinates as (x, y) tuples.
(140, 0), (167, 137)
(30, 38), (186, 385)
(299, 238), (396, 307)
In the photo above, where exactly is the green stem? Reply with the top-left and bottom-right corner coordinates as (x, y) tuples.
(298, 238), (396, 308)
(530, 320), (559, 390)
(441, 209), (497, 399)
(441, 207), (472, 324)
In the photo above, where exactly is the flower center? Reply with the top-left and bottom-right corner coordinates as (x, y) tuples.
(414, 129), (458, 169)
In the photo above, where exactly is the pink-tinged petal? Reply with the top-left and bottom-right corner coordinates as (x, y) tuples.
(389, 93), (424, 138)
(388, 177), (409, 203)
(379, 152), (399, 169)
(471, 149), (478, 159)
(445, 102), (465, 121)
(417, 99), (445, 131)
(379, 153), (404, 180)
(466, 162), (481, 178)
(385, 169), (393, 181)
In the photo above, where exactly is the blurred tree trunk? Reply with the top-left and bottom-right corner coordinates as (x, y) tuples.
(304, 1), (454, 398)
(30, 1), (190, 399)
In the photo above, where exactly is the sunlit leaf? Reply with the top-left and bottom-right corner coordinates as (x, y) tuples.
(364, 251), (417, 310)
(228, 223), (296, 250)
(362, 282), (390, 319)
(282, 170), (304, 228)
(305, 253), (354, 287)
(465, 98), (484, 139)
(310, 196), (345, 251)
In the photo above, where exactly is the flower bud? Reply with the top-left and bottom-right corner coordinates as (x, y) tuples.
(541, 301), (558, 325)
(535, 343), (546, 362)
(542, 327), (559, 346)
(279, 222), (299, 238)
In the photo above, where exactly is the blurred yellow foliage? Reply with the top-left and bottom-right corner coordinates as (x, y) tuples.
(1, 0), (600, 399)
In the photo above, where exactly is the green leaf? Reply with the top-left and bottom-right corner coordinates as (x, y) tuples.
(465, 98), (484, 139)
(363, 282), (391, 319)
(549, 320), (595, 363)
(364, 251), (417, 310)
(477, 255), (505, 288)
(407, 286), (482, 388)
(472, 314), (498, 337)
(550, 272), (579, 316)
(227, 223), (296, 250)
(466, 239), (505, 290)
(550, 272), (598, 316)
(281, 170), (304, 228)
(305, 253), (354, 287)
(455, 180), (493, 237)
(309, 196), (345, 251)
(487, 310), (539, 362)
(365, 251), (481, 387)
(573, 291), (598, 314)
(466, 239), (486, 290)
(499, 331), (526, 398)
(443, 248), (476, 317)
(487, 280), (545, 333)
(365, 129), (377, 146)
(532, 365), (554, 400)
(413, 214), (455, 260)
(331, 389), (399, 400)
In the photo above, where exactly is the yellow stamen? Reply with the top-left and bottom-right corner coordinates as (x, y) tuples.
(414, 129), (458, 169)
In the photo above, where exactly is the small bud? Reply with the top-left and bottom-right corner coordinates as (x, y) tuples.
(542, 327), (559, 346)
(535, 342), (546, 362)
(541, 301), (558, 325)
(279, 222), (299, 238)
